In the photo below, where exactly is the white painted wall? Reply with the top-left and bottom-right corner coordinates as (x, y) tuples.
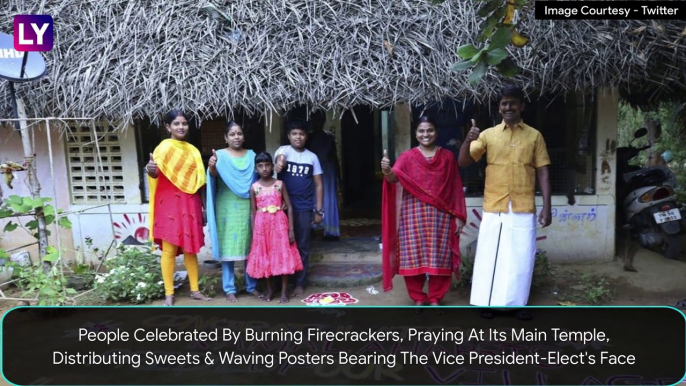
(461, 195), (614, 262)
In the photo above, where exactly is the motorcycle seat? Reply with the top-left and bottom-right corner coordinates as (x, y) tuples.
(623, 166), (676, 189)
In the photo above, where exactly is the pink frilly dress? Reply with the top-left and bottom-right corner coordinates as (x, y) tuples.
(246, 180), (303, 278)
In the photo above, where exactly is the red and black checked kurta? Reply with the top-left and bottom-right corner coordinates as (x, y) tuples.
(397, 189), (453, 276)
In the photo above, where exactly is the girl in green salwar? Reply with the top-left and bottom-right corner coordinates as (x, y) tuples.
(206, 121), (262, 302)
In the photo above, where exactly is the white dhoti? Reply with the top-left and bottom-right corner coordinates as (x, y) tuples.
(470, 202), (537, 306)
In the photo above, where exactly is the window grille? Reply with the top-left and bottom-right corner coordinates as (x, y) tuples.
(66, 124), (125, 204)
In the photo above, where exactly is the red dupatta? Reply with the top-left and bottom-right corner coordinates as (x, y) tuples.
(381, 147), (467, 291)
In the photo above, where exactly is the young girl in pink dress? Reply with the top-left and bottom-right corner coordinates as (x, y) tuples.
(247, 152), (303, 303)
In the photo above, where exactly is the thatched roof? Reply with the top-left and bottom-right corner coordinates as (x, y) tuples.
(1, 0), (685, 125)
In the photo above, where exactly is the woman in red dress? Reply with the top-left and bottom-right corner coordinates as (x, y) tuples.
(380, 116), (467, 306)
(146, 109), (212, 306)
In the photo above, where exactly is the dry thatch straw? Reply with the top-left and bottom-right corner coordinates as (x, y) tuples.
(1, 0), (685, 127)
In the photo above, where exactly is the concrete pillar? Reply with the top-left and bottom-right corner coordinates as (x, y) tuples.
(264, 110), (282, 155)
(393, 102), (412, 158)
(595, 87), (619, 259)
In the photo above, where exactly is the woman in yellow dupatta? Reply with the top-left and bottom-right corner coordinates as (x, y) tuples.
(146, 110), (212, 306)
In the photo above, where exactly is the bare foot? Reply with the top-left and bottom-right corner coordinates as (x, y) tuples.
(264, 290), (274, 302)
(190, 291), (212, 301)
(225, 294), (238, 303)
(279, 293), (290, 304)
(292, 286), (304, 297)
(164, 295), (174, 306)
(248, 290), (264, 299)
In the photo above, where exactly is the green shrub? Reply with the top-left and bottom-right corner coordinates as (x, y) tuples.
(93, 244), (164, 304)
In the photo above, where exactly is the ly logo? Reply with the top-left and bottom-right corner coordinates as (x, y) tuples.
(13, 15), (53, 51)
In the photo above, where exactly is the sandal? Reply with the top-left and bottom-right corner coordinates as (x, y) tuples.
(190, 291), (212, 301)
(163, 295), (174, 307)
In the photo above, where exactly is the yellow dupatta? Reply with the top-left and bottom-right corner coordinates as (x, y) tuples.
(148, 139), (206, 244)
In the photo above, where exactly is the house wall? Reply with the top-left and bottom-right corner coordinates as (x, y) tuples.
(0, 122), (75, 264)
(66, 124), (155, 262)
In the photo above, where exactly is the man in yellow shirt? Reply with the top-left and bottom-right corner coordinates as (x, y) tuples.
(458, 86), (552, 320)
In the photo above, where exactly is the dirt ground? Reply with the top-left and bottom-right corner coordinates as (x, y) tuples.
(1, 243), (683, 310)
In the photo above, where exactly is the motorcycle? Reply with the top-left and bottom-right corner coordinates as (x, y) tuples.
(616, 127), (685, 259)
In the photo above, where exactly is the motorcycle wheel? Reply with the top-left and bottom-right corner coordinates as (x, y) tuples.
(662, 234), (682, 260)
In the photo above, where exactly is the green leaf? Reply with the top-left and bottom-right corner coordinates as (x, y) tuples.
(9, 196), (23, 205)
(41, 287), (58, 296)
(477, 15), (500, 42)
(468, 60), (489, 85)
(3, 222), (18, 233)
(470, 48), (487, 64)
(456, 44), (480, 60)
(489, 26), (513, 50)
(485, 48), (508, 65)
(66, 288), (77, 295)
(31, 198), (44, 209)
(43, 206), (55, 216)
(0, 208), (13, 218)
(10, 202), (32, 213)
(452, 60), (476, 72)
(58, 217), (72, 229)
(496, 57), (520, 77)
(25, 220), (38, 230)
(41, 197), (53, 203)
(0, 249), (8, 259)
(44, 215), (55, 225)
(44, 253), (60, 263)
(477, 0), (504, 18)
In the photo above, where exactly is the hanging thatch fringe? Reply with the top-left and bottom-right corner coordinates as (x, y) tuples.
(1, 0), (685, 127)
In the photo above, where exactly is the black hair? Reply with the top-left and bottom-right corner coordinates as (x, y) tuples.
(285, 119), (309, 135)
(499, 86), (525, 103)
(225, 120), (242, 135)
(255, 151), (273, 164)
(415, 115), (438, 130)
(163, 109), (189, 125)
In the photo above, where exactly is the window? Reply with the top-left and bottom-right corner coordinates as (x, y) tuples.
(66, 124), (125, 204)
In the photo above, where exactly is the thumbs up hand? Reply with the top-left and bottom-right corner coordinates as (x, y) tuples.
(381, 149), (391, 173)
(208, 149), (218, 170)
(146, 153), (158, 177)
(466, 119), (480, 142)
